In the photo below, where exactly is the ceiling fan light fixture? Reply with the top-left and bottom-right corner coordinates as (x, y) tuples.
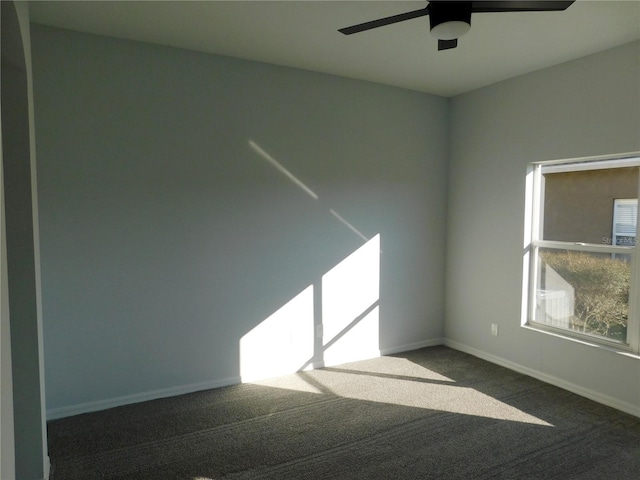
(430, 20), (471, 40)
(428, 1), (472, 41)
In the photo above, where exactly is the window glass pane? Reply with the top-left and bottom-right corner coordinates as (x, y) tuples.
(542, 167), (638, 244)
(534, 248), (630, 343)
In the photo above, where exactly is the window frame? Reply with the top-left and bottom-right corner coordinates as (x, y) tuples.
(526, 154), (640, 355)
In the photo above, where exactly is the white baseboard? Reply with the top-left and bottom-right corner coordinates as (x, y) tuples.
(298, 338), (443, 371)
(46, 339), (445, 420)
(46, 376), (241, 420)
(380, 337), (444, 356)
(444, 339), (640, 419)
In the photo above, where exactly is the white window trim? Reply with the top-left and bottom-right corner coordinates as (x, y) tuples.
(525, 154), (640, 355)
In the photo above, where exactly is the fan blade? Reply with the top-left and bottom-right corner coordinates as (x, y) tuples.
(339, 7), (429, 35)
(470, 1), (574, 13)
(438, 39), (458, 51)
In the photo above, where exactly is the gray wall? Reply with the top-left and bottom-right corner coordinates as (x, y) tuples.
(31, 26), (449, 415)
(446, 41), (640, 414)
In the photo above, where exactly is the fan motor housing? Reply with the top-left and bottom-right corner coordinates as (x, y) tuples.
(429, 1), (472, 39)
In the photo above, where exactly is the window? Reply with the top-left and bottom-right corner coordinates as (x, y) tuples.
(613, 199), (637, 247)
(526, 155), (640, 353)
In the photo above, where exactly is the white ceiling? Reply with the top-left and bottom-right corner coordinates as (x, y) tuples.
(28, 0), (640, 97)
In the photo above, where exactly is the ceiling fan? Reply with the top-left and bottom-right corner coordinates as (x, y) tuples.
(339, 1), (575, 51)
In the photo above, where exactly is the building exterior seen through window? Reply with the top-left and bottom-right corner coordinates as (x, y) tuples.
(528, 157), (639, 351)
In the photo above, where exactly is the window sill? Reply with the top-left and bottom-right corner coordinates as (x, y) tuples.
(521, 324), (640, 360)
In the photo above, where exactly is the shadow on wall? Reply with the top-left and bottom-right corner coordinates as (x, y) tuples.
(240, 141), (381, 382)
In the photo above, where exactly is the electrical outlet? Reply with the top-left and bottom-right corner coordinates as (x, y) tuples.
(491, 324), (499, 336)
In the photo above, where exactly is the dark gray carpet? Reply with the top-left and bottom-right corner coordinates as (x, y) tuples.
(48, 346), (640, 479)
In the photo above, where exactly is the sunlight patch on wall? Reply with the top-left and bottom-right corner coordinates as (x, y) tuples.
(240, 286), (314, 383)
(248, 140), (368, 242)
(322, 234), (380, 366)
(248, 140), (319, 200)
(329, 209), (369, 242)
(243, 139), (381, 381)
(239, 235), (381, 383)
